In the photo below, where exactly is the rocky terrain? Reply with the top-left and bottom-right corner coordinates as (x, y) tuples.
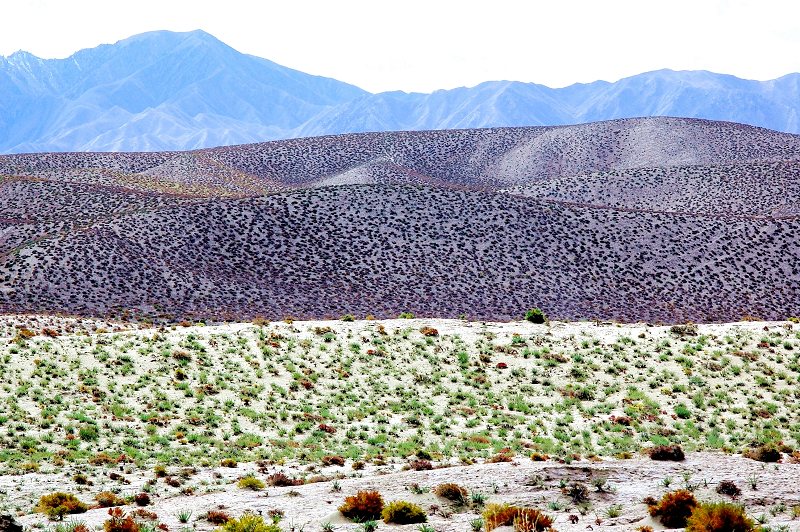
(1, 116), (799, 323)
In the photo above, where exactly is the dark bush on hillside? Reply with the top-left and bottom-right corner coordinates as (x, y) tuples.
(648, 444), (685, 461)
(524, 308), (546, 324)
(715, 480), (741, 498)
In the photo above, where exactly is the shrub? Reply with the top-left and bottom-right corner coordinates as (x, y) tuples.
(483, 504), (553, 532)
(220, 513), (280, 532)
(409, 459), (432, 470)
(322, 455), (345, 466)
(524, 308), (546, 324)
(267, 472), (303, 486)
(398, 312), (415, 319)
(381, 501), (427, 524)
(743, 443), (781, 462)
(133, 493), (150, 506)
(220, 458), (237, 468)
(339, 490), (384, 521)
(132, 509), (158, 520)
(685, 502), (755, 531)
(513, 508), (555, 532)
(648, 444), (685, 461)
(564, 482), (590, 503)
(96, 491), (126, 508)
(420, 326), (439, 337)
(206, 510), (231, 524)
(715, 480), (741, 498)
(340, 314), (355, 322)
(238, 475), (265, 490)
(670, 323), (698, 336)
(35, 492), (89, 520)
(648, 490), (698, 528)
(78, 424), (99, 441)
(103, 508), (138, 532)
(89, 452), (115, 465)
(486, 452), (513, 463)
(433, 482), (469, 502)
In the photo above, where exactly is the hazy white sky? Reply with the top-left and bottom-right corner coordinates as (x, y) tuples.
(1, 0), (799, 93)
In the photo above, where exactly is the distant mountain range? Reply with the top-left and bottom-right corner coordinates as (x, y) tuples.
(2, 29), (800, 153)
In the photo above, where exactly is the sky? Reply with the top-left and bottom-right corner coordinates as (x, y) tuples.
(1, 0), (799, 93)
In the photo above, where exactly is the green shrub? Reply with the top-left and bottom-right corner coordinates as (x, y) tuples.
(524, 308), (546, 324)
(35, 492), (89, 520)
(339, 490), (384, 521)
(398, 312), (415, 319)
(685, 502), (755, 531)
(237, 475), (265, 490)
(78, 424), (99, 441)
(381, 501), (427, 524)
(219, 513), (280, 532)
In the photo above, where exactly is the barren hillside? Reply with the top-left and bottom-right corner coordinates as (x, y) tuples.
(1, 117), (799, 322)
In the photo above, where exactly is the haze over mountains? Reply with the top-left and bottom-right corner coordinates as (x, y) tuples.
(2, 29), (800, 153)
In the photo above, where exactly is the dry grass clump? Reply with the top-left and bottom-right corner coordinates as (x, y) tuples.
(35, 492), (89, 520)
(433, 482), (469, 502)
(102, 508), (139, 532)
(219, 513), (280, 532)
(647, 489), (698, 528)
(321, 455), (345, 466)
(267, 472), (303, 487)
(96, 491), (126, 508)
(685, 502), (756, 531)
(339, 490), (384, 521)
(206, 509), (231, 524)
(381, 501), (427, 524)
(483, 503), (554, 532)
(420, 326), (439, 337)
(742, 443), (782, 462)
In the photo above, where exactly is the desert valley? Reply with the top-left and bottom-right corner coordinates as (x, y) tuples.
(2, 8), (800, 529)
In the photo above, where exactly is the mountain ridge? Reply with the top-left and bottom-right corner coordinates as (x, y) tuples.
(2, 30), (800, 153)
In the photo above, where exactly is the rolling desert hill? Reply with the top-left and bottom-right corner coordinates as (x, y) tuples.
(1, 116), (799, 323)
(2, 29), (800, 152)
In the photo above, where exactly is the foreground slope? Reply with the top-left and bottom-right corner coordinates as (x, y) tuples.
(3, 317), (800, 530)
(1, 117), (799, 322)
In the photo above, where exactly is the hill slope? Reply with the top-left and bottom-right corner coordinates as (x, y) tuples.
(2, 30), (800, 152)
(1, 117), (799, 322)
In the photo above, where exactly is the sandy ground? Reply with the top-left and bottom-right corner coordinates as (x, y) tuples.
(1, 316), (799, 530)
(6, 453), (800, 531)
